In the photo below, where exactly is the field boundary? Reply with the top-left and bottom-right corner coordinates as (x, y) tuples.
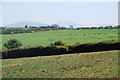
(1, 41), (120, 59)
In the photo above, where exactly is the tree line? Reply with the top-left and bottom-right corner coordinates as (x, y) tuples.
(0, 24), (66, 34)
(0, 24), (119, 34)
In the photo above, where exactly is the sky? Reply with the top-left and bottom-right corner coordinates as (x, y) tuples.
(0, 1), (118, 27)
(1, 0), (119, 2)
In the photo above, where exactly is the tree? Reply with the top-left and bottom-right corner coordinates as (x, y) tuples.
(4, 39), (22, 49)
(2, 29), (11, 34)
(118, 25), (120, 27)
(60, 26), (67, 30)
(51, 24), (59, 28)
(29, 26), (32, 28)
(25, 25), (28, 28)
(69, 25), (74, 29)
(104, 26), (112, 29)
(99, 26), (103, 29)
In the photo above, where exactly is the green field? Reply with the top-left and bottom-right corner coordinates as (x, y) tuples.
(2, 50), (119, 78)
(2, 29), (118, 49)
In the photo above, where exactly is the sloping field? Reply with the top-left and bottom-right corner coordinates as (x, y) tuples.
(2, 50), (119, 78)
(2, 29), (118, 49)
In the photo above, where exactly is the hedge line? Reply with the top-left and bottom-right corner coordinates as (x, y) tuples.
(69, 41), (120, 53)
(1, 41), (120, 59)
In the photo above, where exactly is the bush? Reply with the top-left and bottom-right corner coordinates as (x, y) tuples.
(50, 40), (64, 46)
(4, 39), (22, 49)
(56, 46), (69, 52)
(75, 42), (83, 45)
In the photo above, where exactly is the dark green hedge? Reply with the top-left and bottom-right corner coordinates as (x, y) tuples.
(1, 46), (68, 59)
(1, 41), (120, 59)
(69, 41), (120, 53)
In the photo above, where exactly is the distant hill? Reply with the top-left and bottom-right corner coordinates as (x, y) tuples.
(3, 21), (82, 28)
(57, 21), (83, 27)
(94, 24), (117, 27)
(4, 21), (47, 27)
(3, 21), (116, 28)
(79, 24), (117, 28)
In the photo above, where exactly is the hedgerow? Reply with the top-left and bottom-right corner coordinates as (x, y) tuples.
(1, 41), (120, 59)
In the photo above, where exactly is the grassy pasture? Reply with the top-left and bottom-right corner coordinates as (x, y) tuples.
(2, 29), (118, 49)
(2, 50), (119, 78)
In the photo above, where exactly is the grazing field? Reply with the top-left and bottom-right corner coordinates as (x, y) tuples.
(2, 29), (118, 49)
(2, 50), (119, 78)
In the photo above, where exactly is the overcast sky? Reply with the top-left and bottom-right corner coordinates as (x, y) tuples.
(0, 1), (118, 26)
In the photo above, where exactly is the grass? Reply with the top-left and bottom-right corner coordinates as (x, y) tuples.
(2, 50), (119, 78)
(2, 29), (118, 49)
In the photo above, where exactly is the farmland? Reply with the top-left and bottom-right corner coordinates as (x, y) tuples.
(2, 29), (118, 49)
(2, 50), (119, 78)
(1, 29), (119, 78)
(1, 2), (119, 78)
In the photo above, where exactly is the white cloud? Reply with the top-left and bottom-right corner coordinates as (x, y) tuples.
(1, 0), (119, 2)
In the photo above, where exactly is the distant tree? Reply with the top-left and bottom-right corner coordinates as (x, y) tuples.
(76, 28), (80, 30)
(104, 26), (112, 29)
(25, 25), (28, 28)
(118, 25), (120, 27)
(69, 25), (74, 29)
(51, 24), (59, 28)
(31, 26), (37, 28)
(47, 25), (51, 28)
(60, 26), (67, 30)
(107, 26), (112, 29)
(99, 26), (104, 29)
(4, 39), (22, 49)
(2, 29), (11, 34)
(29, 26), (32, 28)
(91, 27), (97, 29)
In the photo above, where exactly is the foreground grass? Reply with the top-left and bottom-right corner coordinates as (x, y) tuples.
(2, 29), (118, 49)
(2, 50), (119, 78)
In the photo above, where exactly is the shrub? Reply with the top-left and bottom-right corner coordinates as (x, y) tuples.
(56, 46), (69, 52)
(1, 50), (9, 59)
(4, 39), (22, 49)
(43, 46), (68, 55)
(75, 42), (83, 45)
(50, 40), (64, 46)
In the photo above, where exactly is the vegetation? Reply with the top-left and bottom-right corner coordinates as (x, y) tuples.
(50, 40), (64, 46)
(4, 39), (22, 50)
(2, 50), (119, 78)
(0, 27), (32, 34)
(1, 25), (119, 78)
(0, 25), (66, 34)
(2, 41), (120, 59)
(2, 29), (118, 49)
(0, 25), (119, 34)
